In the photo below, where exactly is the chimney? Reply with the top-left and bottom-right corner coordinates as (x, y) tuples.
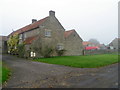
(32, 19), (37, 23)
(49, 10), (55, 17)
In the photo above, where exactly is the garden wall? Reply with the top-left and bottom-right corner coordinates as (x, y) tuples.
(84, 49), (118, 55)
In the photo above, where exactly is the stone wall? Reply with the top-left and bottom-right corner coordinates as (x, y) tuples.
(2, 41), (8, 54)
(64, 31), (83, 56)
(84, 49), (118, 55)
(0, 36), (8, 54)
(40, 16), (65, 56)
(24, 28), (40, 39)
(28, 15), (65, 57)
(24, 15), (84, 57)
(18, 11), (84, 57)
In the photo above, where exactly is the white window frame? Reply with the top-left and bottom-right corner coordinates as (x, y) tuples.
(23, 33), (27, 40)
(45, 29), (51, 37)
(57, 44), (64, 50)
(30, 51), (36, 57)
(19, 34), (22, 40)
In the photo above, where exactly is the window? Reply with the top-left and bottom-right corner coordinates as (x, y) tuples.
(23, 33), (26, 40)
(30, 51), (36, 57)
(19, 34), (22, 39)
(57, 45), (63, 50)
(45, 29), (51, 37)
(24, 34), (26, 38)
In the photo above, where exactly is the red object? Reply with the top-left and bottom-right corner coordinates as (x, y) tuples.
(24, 35), (38, 44)
(9, 17), (48, 36)
(85, 46), (99, 50)
(64, 29), (75, 38)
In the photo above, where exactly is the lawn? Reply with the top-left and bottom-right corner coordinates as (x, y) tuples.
(0, 61), (10, 84)
(34, 54), (119, 68)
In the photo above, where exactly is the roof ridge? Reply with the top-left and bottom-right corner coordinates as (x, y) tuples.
(9, 16), (48, 36)
(65, 29), (75, 32)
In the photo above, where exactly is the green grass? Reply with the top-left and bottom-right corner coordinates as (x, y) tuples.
(0, 61), (10, 84)
(34, 54), (119, 68)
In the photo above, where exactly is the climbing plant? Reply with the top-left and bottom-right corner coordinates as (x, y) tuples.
(56, 49), (66, 56)
(17, 43), (25, 57)
(7, 34), (19, 55)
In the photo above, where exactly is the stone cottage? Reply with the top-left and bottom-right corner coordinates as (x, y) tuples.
(9, 11), (83, 57)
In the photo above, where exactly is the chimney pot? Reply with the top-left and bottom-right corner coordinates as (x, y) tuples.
(32, 19), (37, 23)
(49, 10), (55, 17)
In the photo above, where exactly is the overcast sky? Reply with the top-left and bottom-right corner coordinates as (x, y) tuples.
(0, 0), (119, 45)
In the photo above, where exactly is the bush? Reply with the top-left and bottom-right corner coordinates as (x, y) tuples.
(56, 49), (66, 56)
(7, 34), (19, 55)
(42, 47), (54, 58)
(17, 43), (25, 58)
(32, 46), (54, 58)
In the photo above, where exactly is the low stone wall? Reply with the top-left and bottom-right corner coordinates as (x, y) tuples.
(0, 41), (8, 54)
(0, 48), (2, 54)
(84, 49), (118, 55)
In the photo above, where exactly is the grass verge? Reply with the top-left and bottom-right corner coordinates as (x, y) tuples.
(34, 54), (119, 68)
(0, 61), (11, 84)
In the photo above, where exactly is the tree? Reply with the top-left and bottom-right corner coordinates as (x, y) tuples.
(7, 34), (19, 54)
(88, 38), (100, 45)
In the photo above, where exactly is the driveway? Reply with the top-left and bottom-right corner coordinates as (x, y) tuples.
(2, 54), (118, 88)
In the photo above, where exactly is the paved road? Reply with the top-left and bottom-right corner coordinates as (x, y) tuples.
(2, 54), (118, 88)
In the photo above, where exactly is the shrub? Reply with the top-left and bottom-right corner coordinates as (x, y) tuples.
(56, 49), (66, 56)
(32, 46), (54, 58)
(42, 46), (54, 58)
(7, 34), (19, 55)
(17, 43), (25, 58)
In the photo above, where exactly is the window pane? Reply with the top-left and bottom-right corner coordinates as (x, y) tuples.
(57, 45), (63, 50)
(45, 31), (51, 37)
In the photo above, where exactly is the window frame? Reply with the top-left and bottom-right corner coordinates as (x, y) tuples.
(57, 44), (64, 50)
(19, 34), (22, 40)
(45, 29), (51, 37)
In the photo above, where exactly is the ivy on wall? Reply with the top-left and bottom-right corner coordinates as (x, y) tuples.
(7, 34), (25, 57)
(7, 34), (19, 55)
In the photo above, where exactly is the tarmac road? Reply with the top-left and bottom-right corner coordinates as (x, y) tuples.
(2, 54), (119, 88)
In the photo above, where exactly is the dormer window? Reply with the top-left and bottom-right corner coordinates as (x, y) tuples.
(45, 29), (51, 37)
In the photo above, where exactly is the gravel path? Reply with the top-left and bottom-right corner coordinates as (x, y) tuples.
(2, 54), (118, 88)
